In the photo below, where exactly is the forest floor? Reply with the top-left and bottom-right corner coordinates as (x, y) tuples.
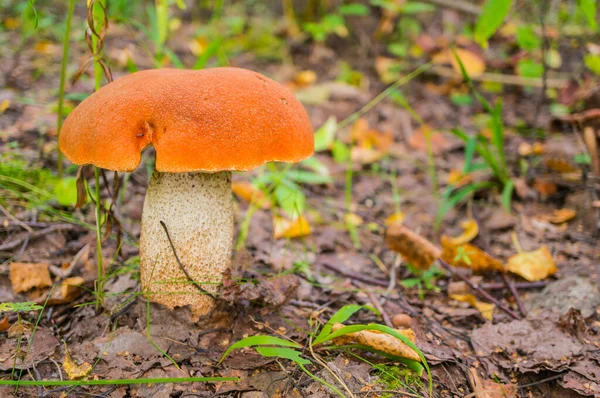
(0, 2), (599, 397)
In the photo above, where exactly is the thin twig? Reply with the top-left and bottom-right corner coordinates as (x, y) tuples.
(0, 203), (33, 232)
(367, 292), (393, 328)
(420, 0), (481, 15)
(320, 259), (389, 287)
(438, 259), (520, 320)
(0, 224), (80, 251)
(501, 273), (527, 317)
(159, 220), (216, 299)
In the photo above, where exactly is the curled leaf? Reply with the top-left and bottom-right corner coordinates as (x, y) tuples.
(386, 224), (441, 270)
(385, 211), (405, 226)
(331, 323), (420, 361)
(232, 181), (271, 209)
(441, 236), (505, 272)
(537, 208), (577, 224)
(63, 351), (92, 380)
(444, 219), (479, 246)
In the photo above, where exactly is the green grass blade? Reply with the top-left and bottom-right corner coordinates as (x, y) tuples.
(314, 304), (378, 344)
(254, 347), (310, 365)
(219, 336), (301, 364)
(501, 179), (514, 213)
(474, 0), (514, 47)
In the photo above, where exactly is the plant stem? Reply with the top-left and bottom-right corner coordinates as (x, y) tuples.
(56, 0), (76, 179)
(94, 167), (104, 309)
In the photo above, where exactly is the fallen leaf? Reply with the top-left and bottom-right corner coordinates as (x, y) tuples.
(533, 179), (557, 196)
(432, 48), (486, 78)
(63, 351), (92, 380)
(273, 216), (311, 239)
(0, 99), (10, 114)
(506, 246), (557, 281)
(375, 57), (404, 84)
(441, 236), (505, 272)
(447, 169), (473, 188)
(41, 277), (85, 306)
(0, 316), (10, 332)
(450, 294), (495, 321)
(295, 70), (317, 87)
(444, 219), (479, 246)
(386, 224), (441, 270)
(232, 181), (271, 209)
(330, 323), (420, 361)
(537, 208), (577, 224)
(385, 212), (405, 226)
(409, 125), (452, 155)
(344, 213), (363, 227)
(518, 142), (544, 156)
(350, 119), (394, 164)
(9, 263), (52, 294)
(545, 157), (578, 173)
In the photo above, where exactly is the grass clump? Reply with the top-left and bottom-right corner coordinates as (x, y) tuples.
(374, 364), (423, 398)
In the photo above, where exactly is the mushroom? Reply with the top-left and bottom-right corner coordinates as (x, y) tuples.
(59, 68), (314, 318)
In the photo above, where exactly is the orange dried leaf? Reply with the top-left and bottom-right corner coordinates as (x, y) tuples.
(232, 181), (271, 209)
(444, 219), (479, 246)
(506, 246), (557, 282)
(63, 351), (92, 380)
(43, 277), (85, 306)
(441, 236), (505, 272)
(447, 169), (473, 188)
(273, 216), (311, 239)
(545, 158), (578, 173)
(386, 224), (441, 270)
(538, 208), (577, 224)
(331, 323), (420, 361)
(9, 263), (52, 293)
(409, 125), (452, 155)
(385, 212), (405, 226)
(0, 316), (9, 332)
(449, 294), (495, 321)
(432, 48), (485, 78)
(533, 179), (557, 196)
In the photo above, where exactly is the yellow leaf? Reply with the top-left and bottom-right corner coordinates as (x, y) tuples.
(447, 169), (473, 188)
(441, 236), (505, 272)
(330, 323), (421, 361)
(432, 48), (486, 78)
(63, 351), (92, 380)
(232, 181), (271, 209)
(444, 219), (479, 246)
(0, 99), (10, 114)
(344, 213), (363, 227)
(295, 70), (317, 87)
(273, 216), (311, 239)
(9, 263), (52, 294)
(386, 224), (441, 270)
(538, 208), (577, 224)
(385, 212), (405, 226)
(375, 57), (403, 84)
(506, 246), (557, 282)
(44, 277), (85, 306)
(450, 294), (495, 321)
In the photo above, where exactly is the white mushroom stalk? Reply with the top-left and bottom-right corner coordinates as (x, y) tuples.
(139, 171), (233, 318)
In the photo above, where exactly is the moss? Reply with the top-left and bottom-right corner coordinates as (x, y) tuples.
(374, 364), (423, 398)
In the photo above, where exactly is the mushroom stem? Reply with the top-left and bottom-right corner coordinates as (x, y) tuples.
(140, 171), (233, 319)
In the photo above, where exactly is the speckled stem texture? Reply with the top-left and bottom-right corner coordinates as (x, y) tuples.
(140, 171), (233, 319)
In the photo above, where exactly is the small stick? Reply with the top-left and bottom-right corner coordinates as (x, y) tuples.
(320, 260), (389, 287)
(368, 292), (393, 328)
(501, 273), (527, 317)
(159, 220), (215, 299)
(0, 224), (80, 251)
(0, 203), (33, 233)
(481, 281), (547, 290)
(438, 259), (520, 320)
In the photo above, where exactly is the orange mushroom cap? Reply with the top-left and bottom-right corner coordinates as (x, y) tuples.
(59, 68), (314, 172)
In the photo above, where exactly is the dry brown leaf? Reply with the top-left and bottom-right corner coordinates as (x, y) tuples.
(386, 224), (441, 270)
(432, 48), (486, 77)
(545, 157), (578, 173)
(385, 211), (405, 226)
(506, 246), (557, 282)
(0, 316), (10, 332)
(232, 181), (271, 209)
(537, 208), (577, 224)
(331, 323), (420, 361)
(409, 125), (452, 155)
(350, 119), (394, 164)
(42, 277), (85, 306)
(9, 263), (52, 294)
(532, 179), (557, 196)
(441, 236), (505, 272)
(63, 351), (92, 380)
(450, 294), (495, 321)
(444, 219), (479, 246)
(273, 216), (311, 239)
